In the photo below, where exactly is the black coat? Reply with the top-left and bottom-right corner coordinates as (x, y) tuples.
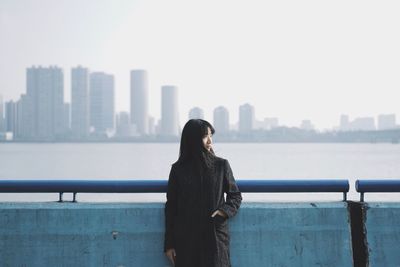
(164, 157), (242, 267)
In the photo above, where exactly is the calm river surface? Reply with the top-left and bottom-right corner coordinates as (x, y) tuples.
(1, 143), (399, 202)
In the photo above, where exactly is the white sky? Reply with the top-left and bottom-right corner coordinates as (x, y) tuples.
(1, 0), (400, 130)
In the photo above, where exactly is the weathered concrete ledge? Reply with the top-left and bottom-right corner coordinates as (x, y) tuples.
(0, 202), (353, 267)
(363, 202), (400, 267)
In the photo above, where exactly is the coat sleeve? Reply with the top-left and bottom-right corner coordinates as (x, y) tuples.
(219, 159), (242, 218)
(164, 165), (178, 252)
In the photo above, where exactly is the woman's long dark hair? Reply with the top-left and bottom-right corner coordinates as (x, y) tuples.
(175, 119), (216, 170)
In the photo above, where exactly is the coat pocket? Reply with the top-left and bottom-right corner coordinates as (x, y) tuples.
(213, 214), (227, 225)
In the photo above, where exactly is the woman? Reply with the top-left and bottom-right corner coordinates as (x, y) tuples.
(164, 119), (242, 267)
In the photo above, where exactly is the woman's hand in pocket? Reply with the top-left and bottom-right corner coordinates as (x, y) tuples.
(211, 210), (228, 218)
(165, 248), (176, 266)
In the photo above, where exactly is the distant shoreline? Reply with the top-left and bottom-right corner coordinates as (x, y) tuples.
(1, 140), (399, 144)
(1, 128), (399, 144)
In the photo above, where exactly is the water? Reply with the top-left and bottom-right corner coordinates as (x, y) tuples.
(1, 143), (400, 202)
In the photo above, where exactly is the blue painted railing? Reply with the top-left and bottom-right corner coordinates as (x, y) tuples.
(356, 179), (400, 201)
(0, 179), (349, 202)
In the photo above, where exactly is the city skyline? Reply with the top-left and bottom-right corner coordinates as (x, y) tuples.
(2, 65), (400, 132)
(0, 65), (399, 142)
(1, 0), (400, 130)
(1, 66), (399, 134)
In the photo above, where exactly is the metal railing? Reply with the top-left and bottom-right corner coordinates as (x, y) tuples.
(356, 179), (400, 202)
(3, 179), (400, 202)
(238, 179), (349, 200)
(0, 179), (349, 202)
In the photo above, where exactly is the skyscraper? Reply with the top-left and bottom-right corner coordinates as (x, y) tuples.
(90, 72), (115, 134)
(188, 107), (204, 120)
(239, 103), (255, 133)
(64, 103), (70, 132)
(213, 106), (230, 134)
(148, 116), (156, 136)
(130, 70), (149, 135)
(161, 85), (179, 137)
(0, 94), (4, 132)
(15, 94), (34, 139)
(116, 111), (134, 137)
(5, 100), (16, 133)
(26, 66), (64, 139)
(71, 66), (90, 137)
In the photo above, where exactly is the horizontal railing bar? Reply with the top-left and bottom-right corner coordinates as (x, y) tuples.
(355, 179), (400, 202)
(238, 179), (349, 193)
(0, 179), (349, 193)
(356, 180), (400, 193)
(0, 180), (167, 193)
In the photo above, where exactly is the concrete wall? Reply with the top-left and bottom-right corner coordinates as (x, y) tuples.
(231, 202), (353, 266)
(364, 203), (400, 267)
(0, 202), (353, 267)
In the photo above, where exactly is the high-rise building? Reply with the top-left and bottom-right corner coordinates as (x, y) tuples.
(5, 100), (16, 133)
(90, 72), (115, 134)
(161, 85), (179, 137)
(155, 119), (162, 135)
(188, 107), (204, 120)
(0, 94), (4, 132)
(15, 94), (35, 139)
(239, 103), (255, 133)
(148, 116), (156, 136)
(116, 111), (134, 137)
(130, 70), (149, 135)
(64, 103), (70, 132)
(213, 106), (230, 134)
(26, 66), (65, 139)
(378, 114), (396, 130)
(71, 66), (90, 137)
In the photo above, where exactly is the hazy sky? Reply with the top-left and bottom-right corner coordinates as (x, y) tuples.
(1, 0), (400, 130)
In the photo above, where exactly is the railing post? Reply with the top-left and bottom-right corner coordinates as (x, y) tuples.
(73, 192), (77, 203)
(58, 192), (64, 202)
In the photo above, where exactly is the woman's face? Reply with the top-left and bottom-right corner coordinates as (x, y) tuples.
(202, 127), (213, 152)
